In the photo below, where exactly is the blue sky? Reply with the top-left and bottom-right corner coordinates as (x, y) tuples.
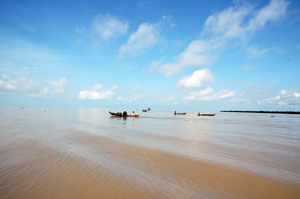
(0, 0), (299, 111)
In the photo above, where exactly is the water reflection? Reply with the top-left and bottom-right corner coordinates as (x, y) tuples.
(1, 105), (300, 191)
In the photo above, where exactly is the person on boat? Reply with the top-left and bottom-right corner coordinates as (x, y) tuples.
(174, 111), (176, 115)
(132, 111), (135, 116)
(123, 110), (127, 116)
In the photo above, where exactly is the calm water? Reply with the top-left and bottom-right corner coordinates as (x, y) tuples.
(0, 105), (300, 198)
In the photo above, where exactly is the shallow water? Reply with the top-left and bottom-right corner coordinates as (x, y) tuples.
(0, 105), (300, 198)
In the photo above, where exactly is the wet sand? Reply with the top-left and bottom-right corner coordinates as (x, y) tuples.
(1, 132), (300, 199)
(1, 106), (300, 198)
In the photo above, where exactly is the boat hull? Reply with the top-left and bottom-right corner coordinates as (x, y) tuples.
(109, 111), (139, 117)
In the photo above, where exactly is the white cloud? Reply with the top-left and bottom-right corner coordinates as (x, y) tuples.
(148, 57), (164, 74)
(119, 16), (175, 56)
(229, 84), (273, 104)
(91, 14), (129, 40)
(0, 74), (16, 91)
(110, 85), (119, 91)
(0, 74), (68, 97)
(117, 94), (144, 102)
(78, 84), (114, 101)
(202, 2), (253, 40)
(91, 84), (103, 91)
(203, 0), (289, 41)
(177, 69), (215, 88)
(158, 15), (177, 28)
(218, 90), (237, 99)
(78, 90), (114, 100)
(247, 46), (269, 59)
(258, 89), (300, 107)
(116, 85), (146, 102)
(230, 97), (250, 103)
(156, 0), (289, 76)
(119, 23), (159, 56)
(159, 40), (216, 77)
(183, 87), (214, 101)
(49, 77), (68, 95)
(0, 79), (16, 91)
(28, 88), (49, 98)
(183, 87), (237, 101)
(16, 76), (41, 93)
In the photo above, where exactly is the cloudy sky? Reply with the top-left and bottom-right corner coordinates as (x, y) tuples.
(0, 0), (299, 111)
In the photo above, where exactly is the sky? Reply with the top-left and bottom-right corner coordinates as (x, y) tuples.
(0, 0), (299, 112)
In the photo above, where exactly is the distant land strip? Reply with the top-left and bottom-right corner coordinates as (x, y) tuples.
(220, 110), (300, 114)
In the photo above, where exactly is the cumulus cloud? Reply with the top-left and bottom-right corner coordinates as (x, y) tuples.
(0, 74), (16, 91)
(177, 69), (215, 88)
(49, 77), (68, 95)
(159, 40), (216, 77)
(157, 0), (289, 76)
(0, 74), (68, 97)
(258, 89), (300, 107)
(183, 87), (237, 101)
(78, 84), (115, 100)
(28, 88), (49, 98)
(78, 90), (114, 100)
(91, 14), (129, 40)
(119, 15), (175, 57)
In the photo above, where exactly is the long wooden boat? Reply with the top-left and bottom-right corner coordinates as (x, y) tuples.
(201, 114), (215, 116)
(109, 111), (139, 117)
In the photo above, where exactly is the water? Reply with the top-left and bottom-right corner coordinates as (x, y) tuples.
(0, 105), (300, 198)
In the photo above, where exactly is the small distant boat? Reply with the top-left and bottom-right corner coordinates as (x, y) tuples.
(109, 111), (139, 117)
(174, 111), (186, 115)
(201, 114), (215, 116)
(148, 108), (151, 111)
(198, 112), (215, 116)
(142, 109), (148, 112)
(176, 113), (186, 115)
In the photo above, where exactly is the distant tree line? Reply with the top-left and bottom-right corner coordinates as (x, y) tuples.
(220, 110), (300, 114)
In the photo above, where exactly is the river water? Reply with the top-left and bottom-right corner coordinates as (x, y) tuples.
(0, 105), (300, 198)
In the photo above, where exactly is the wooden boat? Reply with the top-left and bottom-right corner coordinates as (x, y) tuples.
(175, 112), (186, 115)
(109, 111), (139, 117)
(201, 114), (215, 116)
(198, 112), (215, 116)
(142, 109), (147, 112)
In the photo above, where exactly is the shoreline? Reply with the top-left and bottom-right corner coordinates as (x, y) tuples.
(220, 110), (300, 114)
